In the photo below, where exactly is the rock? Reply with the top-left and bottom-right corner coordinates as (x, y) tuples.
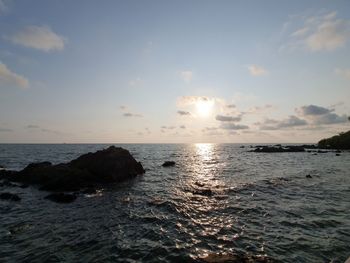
(0, 192), (21, 201)
(318, 130), (350, 150)
(252, 145), (305, 153)
(162, 161), (176, 167)
(45, 193), (77, 203)
(193, 189), (213, 196)
(0, 165), (4, 170)
(239, 146), (245, 148)
(3, 146), (145, 191)
(317, 150), (328, 153)
(306, 174), (312, 178)
(335, 153), (340, 156)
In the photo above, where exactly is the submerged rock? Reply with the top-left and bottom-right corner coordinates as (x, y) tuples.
(306, 174), (312, 178)
(45, 193), (77, 203)
(0, 192), (21, 202)
(3, 146), (145, 191)
(162, 161), (176, 167)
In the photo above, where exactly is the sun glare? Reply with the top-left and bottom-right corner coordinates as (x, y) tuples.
(196, 100), (214, 117)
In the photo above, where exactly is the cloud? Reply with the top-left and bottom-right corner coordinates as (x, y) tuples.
(296, 104), (347, 125)
(177, 110), (191, 116)
(123, 112), (143, 117)
(226, 104), (236, 108)
(26, 124), (39, 129)
(0, 127), (13, 132)
(215, 114), (241, 122)
(289, 11), (350, 52)
(177, 96), (216, 107)
(220, 123), (249, 130)
(335, 68), (350, 80)
(258, 115), (307, 130)
(248, 65), (268, 76)
(297, 105), (332, 116)
(0, 62), (29, 88)
(179, 70), (193, 83)
(8, 25), (65, 52)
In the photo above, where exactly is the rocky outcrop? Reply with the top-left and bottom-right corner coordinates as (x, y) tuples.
(252, 145), (305, 153)
(1, 146), (145, 192)
(318, 130), (350, 150)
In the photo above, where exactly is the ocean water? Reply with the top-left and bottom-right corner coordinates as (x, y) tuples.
(0, 144), (349, 263)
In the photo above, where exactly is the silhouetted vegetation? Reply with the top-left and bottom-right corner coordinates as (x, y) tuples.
(318, 130), (350, 149)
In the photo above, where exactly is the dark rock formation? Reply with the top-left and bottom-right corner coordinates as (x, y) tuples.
(162, 161), (176, 167)
(2, 146), (145, 192)
(0, 192), (21, 202)
(45, 193), (77, 203)
(193, 189), (213, 196)
(252, 145), (305, 153)
(306, 174), (312, 178)
(318, 130), (350, 149)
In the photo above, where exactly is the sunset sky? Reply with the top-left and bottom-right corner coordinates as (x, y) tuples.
(0, 0), (349, 143)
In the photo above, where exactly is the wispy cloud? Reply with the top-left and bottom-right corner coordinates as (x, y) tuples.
(248, 65), (268, 76)
(0, 62), (29, 88)
(179, 70), (193, 83)
(123, 112), (143, 118)
(0, 127), (13, 132)
(335, 68), (350, 80)
(215, 114), (241, 122)
(7, 25), (66, 52)
(120, 105), (143, 117)
(177, 110), (191, 116)
(257, 115), (307, 130)
(220, 123), (249, 130)
(287, 11), (350, 52)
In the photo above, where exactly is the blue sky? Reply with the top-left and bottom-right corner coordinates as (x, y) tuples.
(0, 0), (349, 143)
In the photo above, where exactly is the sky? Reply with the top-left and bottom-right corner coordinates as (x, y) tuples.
(0, 0), (349, 143)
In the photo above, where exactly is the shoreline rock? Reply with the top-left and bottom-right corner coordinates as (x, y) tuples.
(0, 146), (145, 192)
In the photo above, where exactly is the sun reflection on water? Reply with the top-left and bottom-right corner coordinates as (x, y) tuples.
(194, 143), (214, 162)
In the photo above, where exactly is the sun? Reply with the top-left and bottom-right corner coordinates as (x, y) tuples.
(196, 99), (214, 117)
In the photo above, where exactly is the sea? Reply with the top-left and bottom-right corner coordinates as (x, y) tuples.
(0, 144), (349, 263)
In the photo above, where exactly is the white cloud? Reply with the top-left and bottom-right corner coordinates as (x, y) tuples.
(289, 11), (350, 52)
(335, 68), (350, 80)
(0, 62), (29, 88)
(179, 70), (193, 83)
(248, 65), (268, 76)
(8, 25), (65, 52)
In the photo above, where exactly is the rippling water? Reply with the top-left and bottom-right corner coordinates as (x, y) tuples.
(0, 144), (349, 262)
